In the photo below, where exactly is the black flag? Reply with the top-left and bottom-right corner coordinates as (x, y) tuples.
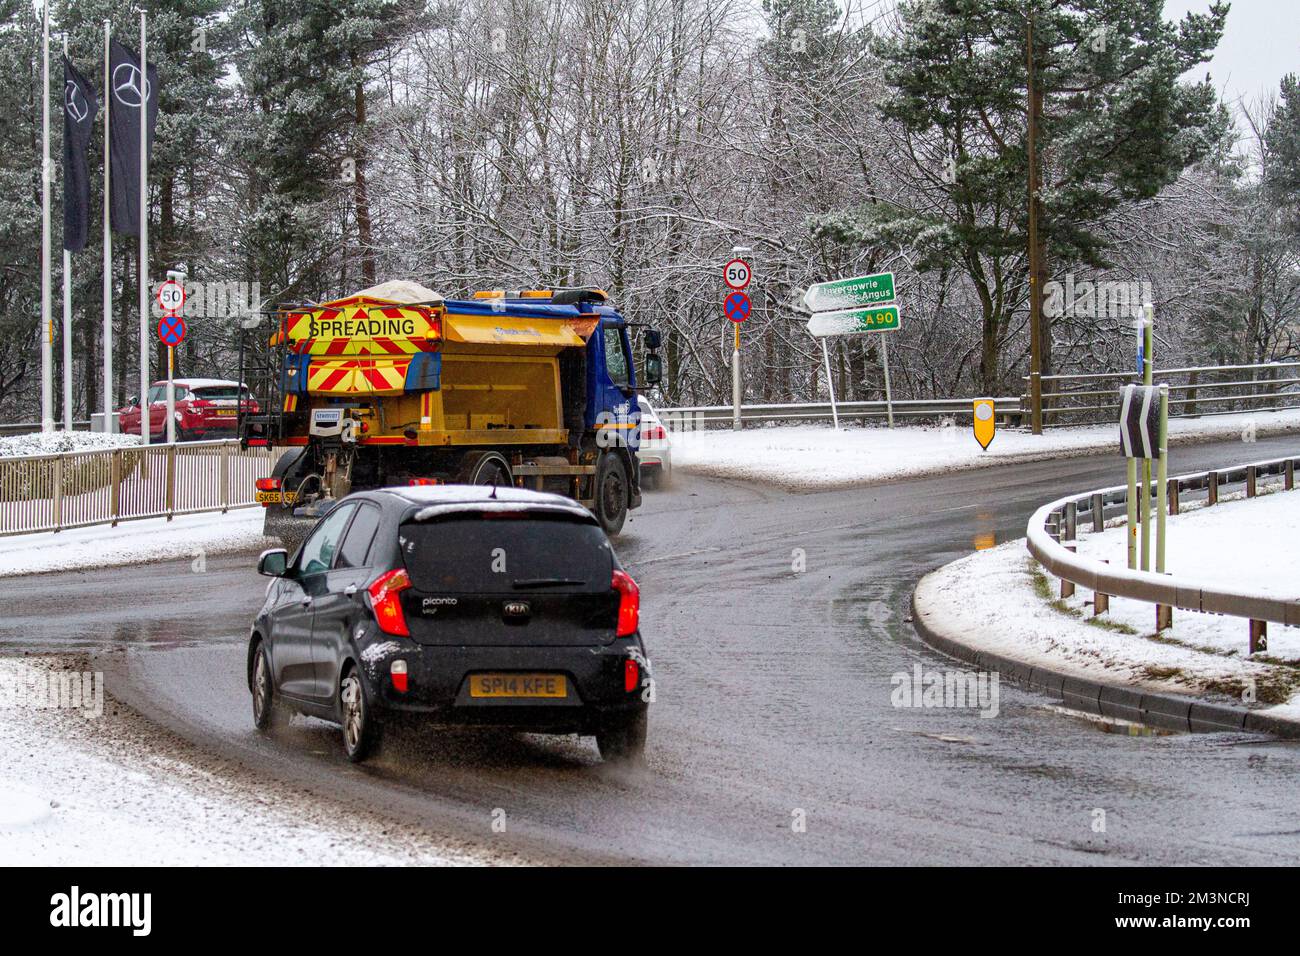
(108, 39), (159, 237)
(62, 56), (99, 253)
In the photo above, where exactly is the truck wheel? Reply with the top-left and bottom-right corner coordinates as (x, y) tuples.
(458, 451), (512, 487)
(594, 452), (629, 535)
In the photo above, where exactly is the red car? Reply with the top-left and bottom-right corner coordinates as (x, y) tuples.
(119, 378), (259, 442)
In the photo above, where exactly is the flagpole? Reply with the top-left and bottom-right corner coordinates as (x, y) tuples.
(102, 20), (113, 427)
(61, 34), (73, 431)
(138, 11), (149, 447)
(40, 1), (53, 433)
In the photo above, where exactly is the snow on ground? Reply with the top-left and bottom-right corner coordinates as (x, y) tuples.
(672, 408), (1300, 489)
(915, 484), (1300, 712)
(0, 430), (140, 458)
(0, 507), (271, 577)
(0, 656), (498, 865)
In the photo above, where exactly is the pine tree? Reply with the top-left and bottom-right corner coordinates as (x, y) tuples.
(866, 0), (1228, 393)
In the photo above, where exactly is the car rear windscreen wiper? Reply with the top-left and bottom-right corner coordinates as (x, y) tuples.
(512, 577), (587, 589)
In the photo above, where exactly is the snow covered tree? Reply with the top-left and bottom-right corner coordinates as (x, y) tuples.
(862, 0), (1228, 393)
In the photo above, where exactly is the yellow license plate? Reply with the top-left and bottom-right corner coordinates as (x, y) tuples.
(255, 490), (297, 504)
(469, 673), (567, 699)
(215, 409), (237, 416)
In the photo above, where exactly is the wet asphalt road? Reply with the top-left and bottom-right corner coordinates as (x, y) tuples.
(5, 433), (1300, 865)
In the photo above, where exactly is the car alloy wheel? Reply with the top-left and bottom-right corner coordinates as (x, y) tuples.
(339, 670), (381, 762)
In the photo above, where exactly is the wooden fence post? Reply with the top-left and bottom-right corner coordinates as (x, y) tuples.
(1250, 620), (1268, 655)
(1207, 471), (1219, 506)
(220, 443), (230, 513)
(110, 450), (121, 526)
(165, 446), (176, 520)
(1093, 558), (1110, 616)
(1185, 369), (1200, 418)
(52, 456), (63, 532)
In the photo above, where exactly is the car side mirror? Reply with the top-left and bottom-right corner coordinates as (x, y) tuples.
(258, 548), (290, 577)
(127, 395), (139, 407)
(643, 328), (662, 350)
(643, 353), (663, 387)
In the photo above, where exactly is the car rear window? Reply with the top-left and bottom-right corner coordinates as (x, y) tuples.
(192, 385), (251, 401)
(399, 515), (613, 594)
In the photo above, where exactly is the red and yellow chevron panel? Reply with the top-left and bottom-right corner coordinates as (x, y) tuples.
(277, 300), (442, 357)
(306, 359), (411, 396)
(283, 393), (299, 412)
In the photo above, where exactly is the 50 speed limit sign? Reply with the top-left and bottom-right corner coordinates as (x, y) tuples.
(723, 258), (752, 291)
(156, 280), (185, 314)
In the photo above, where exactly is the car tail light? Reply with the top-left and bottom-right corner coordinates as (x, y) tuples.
(368, 568), (412, 637)
(390, 659), (409, 693)
(642, 424), (666, 441)
(624, 658), (639, 693)
(612, 569), (639, 637)
(255, 477), (281, 492)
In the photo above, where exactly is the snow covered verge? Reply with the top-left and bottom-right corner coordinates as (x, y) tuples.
(672, 408), (1300, 489)
(0, 430), (140, 458)
(914, 486), (1300, 726)
(0, 508), (271, 578)
(0, 655), (502, 864)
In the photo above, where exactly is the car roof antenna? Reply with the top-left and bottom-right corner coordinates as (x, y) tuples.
(489, 474), (498, 499)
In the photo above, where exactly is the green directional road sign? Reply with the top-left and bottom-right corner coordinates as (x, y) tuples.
(803, 271), (895, 312)
(805, 305), (901, 337)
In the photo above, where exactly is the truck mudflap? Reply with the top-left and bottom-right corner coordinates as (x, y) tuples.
(262, 509), (317, 554)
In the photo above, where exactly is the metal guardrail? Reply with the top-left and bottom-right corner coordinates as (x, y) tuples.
(0, 421), (92, 436)
(1022, 361), (1300, 427)
(0, 440), (276, 536)
(1027, 455), (1300, 651)
(658, 396), (1021, 427)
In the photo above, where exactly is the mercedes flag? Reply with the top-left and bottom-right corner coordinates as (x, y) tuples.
(108, 39), (158, 237)
(61, 56), (99, 253)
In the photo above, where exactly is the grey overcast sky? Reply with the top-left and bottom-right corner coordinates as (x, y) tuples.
(1160, 0), (1297, 107)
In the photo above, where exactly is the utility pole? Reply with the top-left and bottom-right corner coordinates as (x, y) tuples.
(1026, 5), (1044, 435)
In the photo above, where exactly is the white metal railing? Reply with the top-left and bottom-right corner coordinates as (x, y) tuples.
(657, 396), (1021, 427)
(0, 440), (276, 536)
(1027, 455), (1300, 653)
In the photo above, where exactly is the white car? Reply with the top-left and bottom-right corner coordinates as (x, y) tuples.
(637, 395), (672, 489)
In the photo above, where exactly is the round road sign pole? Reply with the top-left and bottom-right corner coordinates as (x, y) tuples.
(732, 328), (742, 432)
(881, 334), (894, 429)
(821, 339), (839, 430)
(166, 345), (176, 444)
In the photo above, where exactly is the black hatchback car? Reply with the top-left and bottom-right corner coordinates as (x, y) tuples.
(248, 485), (651, 763)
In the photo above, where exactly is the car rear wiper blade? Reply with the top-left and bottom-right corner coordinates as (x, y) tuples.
(512, 577), (587, 589)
